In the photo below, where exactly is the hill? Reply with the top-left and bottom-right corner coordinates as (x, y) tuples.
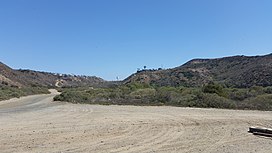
(2, 53), (272, 88)
(0, 62), (105, 88)
(124, 54), (272, 88)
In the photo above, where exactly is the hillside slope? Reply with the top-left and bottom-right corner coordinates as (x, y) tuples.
(124, 54), (272, 88)
(0, 62), (105, 88)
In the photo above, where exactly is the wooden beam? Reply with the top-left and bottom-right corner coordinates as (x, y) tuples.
(249, 126), (272, 135)
(253, 132), (272, 137)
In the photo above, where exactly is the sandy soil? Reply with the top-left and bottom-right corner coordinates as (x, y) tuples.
(0, 91), (271, 153)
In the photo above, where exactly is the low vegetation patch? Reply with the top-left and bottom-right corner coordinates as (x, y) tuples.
(0, 86), (50, 101)
(54, 82), (272, 111)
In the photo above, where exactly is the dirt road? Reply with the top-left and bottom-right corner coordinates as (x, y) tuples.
(0, 91), (271, 153)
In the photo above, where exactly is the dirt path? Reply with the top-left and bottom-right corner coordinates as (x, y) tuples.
(0, 92), (271, 153)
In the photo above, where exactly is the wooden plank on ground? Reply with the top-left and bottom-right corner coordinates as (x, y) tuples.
(253, 132), (272, 137)
(249, 127), (272, 135)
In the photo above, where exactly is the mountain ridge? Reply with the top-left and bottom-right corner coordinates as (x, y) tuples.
(0, 62), (105, 88)
(2, 53), (272, 88)
(124, 54), (272, 88)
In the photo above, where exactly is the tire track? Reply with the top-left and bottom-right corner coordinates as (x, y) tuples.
(1, 95), (272, 153)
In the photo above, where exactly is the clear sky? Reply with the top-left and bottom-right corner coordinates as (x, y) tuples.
(0, 0), (272, 80)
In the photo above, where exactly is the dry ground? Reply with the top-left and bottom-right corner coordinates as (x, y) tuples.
(0, 90), (271, 153)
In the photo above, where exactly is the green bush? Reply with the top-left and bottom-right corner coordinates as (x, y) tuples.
(202, 82), (226, 97)
(0, 86), (49, 101)
(126, 83), (151, 91)
(197, 93), (236, 109)
(130, 88), (156, 99)
(264, 87), (272, 94)
(249, 86), (265, 95)
(228, 88), (253, 101)
(53, 84), (272, 111)
(238, 94), (272, 111)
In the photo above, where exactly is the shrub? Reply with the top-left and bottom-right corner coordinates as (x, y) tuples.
(202, 82), (226, 97)
(130, 88), (156, 99)
(0, 86), (49, 101)
(238, 94), (272, 111)
(126, 83), (151, 91)
(264, 87), (272, 94)
(228, 88), (252, 101)
(198, 93), (236, 109)
(249, 86), (265, 95)
(53, 85), (272, 111)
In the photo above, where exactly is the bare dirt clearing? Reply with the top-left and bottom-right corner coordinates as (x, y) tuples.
(0, 91), (271, 153)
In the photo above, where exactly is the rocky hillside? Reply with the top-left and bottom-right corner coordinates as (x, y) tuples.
(0, 62), (105, 88)
(124, 54), (272, 88)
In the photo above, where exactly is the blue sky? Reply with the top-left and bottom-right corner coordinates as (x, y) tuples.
(0, 0), (272, 80)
